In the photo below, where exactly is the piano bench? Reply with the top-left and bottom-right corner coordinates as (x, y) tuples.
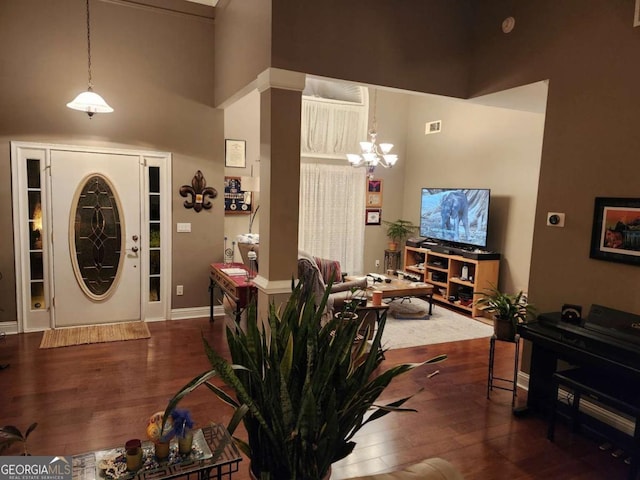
(548, 367), (640, 480)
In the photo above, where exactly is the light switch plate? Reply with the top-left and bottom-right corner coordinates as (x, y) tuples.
(177, 222), (191, 233)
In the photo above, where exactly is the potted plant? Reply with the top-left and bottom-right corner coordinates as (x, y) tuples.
(0, 423), (38, 455)
(474, 284), (535, 341)
(162, 279), (446, 480)
(383, 219), (418, 251)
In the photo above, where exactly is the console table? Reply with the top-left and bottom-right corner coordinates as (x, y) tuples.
(72, 423), (242, 480)
(209, 263), (257, 323)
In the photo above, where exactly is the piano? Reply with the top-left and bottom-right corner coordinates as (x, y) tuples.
(519, 304), (640, 415)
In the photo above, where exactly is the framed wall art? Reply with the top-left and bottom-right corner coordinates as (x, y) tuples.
(589, 197), (640, 266)
(224, 176), (252, 214)
(366, 178), (383, 207)
(365, 208), (381, 226)
(225, 139), (246, 168)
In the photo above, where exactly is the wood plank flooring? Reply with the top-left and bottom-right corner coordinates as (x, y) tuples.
(0, 316), (629, 479)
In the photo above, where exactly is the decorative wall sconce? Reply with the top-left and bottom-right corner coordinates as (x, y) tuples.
(179, 170), (217, 212)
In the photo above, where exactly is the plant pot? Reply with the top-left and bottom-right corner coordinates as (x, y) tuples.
(178, 432), (193, 455)
(493, 316), (516, 342)
(249, 465), (331, 480)
(388, 241), (399, 251)
(154, 440), (170, 460)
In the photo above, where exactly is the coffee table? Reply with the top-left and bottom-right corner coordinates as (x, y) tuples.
(345, 275), (435, 315)
(72, 423), (241, 480)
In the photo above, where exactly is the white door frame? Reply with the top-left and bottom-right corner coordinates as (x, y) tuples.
(11, 142), (172, 332)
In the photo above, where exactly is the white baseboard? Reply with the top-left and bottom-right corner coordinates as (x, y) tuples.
(516, 371), (634, 436)
(169, 305), (225, 320)
(0, 322), (18, 335)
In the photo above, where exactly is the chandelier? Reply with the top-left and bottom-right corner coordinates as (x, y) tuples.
(346, 89), (397, 177)
(66, 0), (114, 118)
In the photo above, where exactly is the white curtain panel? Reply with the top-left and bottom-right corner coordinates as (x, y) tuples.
(300, 100), (367, 157)
(299, 163), (366, 274)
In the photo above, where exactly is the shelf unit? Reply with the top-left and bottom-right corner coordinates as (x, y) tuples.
(404, 246), (499, 317)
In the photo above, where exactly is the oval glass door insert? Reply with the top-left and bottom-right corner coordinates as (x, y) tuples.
(70, 174), (125, 300)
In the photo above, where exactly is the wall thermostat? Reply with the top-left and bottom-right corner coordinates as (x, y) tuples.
(546, 212), (565, 227)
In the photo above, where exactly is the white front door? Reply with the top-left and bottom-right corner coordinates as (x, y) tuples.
(50, 150), (141, 327)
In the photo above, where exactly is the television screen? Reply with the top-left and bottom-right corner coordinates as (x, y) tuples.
(419, 188), (491, 248)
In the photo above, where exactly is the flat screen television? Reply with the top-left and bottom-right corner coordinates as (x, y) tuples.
(419, 188), (491, 249)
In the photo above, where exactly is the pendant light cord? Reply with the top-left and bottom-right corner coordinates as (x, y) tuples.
(86, 0), (93, 90)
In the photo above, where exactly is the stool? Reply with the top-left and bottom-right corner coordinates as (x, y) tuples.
(384, 249), (401, 272)
(487, 333), (520, 406)
(548, 368), (640, 480)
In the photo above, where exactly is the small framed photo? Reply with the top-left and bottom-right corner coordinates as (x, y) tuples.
(589, 197), (640, 266)
(366, 178), (383, 207)
(367, 178), (382, 193)
(224, 176), (252, 214)
(225, 139), (246, 168)
(367, 193), (382, 207)
(365, 208), (381, 226)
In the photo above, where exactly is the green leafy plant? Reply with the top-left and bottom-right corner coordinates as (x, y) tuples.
(474, 284), (535, 329)
(0, 423), (38, 455)
(383, 219), (418, 248)
(162, 280), (445, 479)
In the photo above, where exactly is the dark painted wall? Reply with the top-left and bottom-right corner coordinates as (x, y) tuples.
(471, 0), (640, 316)
(271, 0), (472, 99)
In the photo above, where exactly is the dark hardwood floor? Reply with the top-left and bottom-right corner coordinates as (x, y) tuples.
(0, 316), (626, 479)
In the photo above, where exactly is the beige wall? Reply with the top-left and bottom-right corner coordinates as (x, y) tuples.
(214, 0), (271, 106)
(362, 90), (411, 274)
(0, 0), (220, 322)
(223, 89), (261, 262)
(471, 1), (640, 315)
(401, 90), (546, 294)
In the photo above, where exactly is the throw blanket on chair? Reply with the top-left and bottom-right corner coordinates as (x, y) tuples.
(314, 257), (342, 284)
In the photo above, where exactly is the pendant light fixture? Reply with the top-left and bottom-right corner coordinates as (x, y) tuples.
(346, 89), (397, 178)
(67, 0), (113, 118)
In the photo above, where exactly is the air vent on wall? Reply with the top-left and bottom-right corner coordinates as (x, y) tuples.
(425, 120), (442, 135)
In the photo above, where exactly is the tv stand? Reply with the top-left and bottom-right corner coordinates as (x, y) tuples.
(404, 246), (500, 317)
(428, 243), (501, 260)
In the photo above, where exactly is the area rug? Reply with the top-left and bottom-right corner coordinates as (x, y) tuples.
(39, 321), (150, 349)
(381, 300), (493, 349)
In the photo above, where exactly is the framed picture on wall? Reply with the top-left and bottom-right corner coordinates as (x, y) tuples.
(589, 197), (640, 266)
(225, 139), (246, 168)
(365, 208), (381, 226)
(366, 178), (383, 207)
(224, 176), (252, 214)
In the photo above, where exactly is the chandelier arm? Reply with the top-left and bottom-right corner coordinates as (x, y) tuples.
(346, 87), (396, 174)
(86, 0), (92, 89)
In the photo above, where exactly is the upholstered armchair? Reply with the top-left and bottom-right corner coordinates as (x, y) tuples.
(297, 250), (367, 322)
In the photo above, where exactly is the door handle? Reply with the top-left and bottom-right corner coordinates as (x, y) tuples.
(131, 246), (139, 253)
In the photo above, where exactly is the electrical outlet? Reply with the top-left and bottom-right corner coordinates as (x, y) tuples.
(375, 259), (380, 268)
(176, 285), (184, 296)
